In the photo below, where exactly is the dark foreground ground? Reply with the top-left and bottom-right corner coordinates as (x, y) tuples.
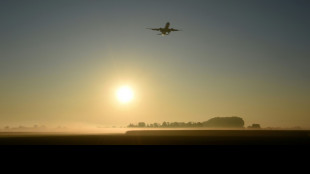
(1, 130), (310, 161)
(0, 130), (310, 145)
(2, 130), (309, 167)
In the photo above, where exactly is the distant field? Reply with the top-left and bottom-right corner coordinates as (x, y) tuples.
(0, 129), (310, 145)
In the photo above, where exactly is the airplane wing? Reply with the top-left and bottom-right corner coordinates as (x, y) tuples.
(146, 28), (160, 31)
(170, 28), (181, 31)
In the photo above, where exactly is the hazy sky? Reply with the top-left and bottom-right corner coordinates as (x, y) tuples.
(0, 0), (309, 128)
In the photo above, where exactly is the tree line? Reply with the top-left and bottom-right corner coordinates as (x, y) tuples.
(128, 116), (246, 128)
(128, 121), (204, 128)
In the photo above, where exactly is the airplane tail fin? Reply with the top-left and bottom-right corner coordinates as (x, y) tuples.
(165, 22), (170, 29)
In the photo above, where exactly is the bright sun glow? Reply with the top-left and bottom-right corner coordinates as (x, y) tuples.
(116, 86), (134, 103)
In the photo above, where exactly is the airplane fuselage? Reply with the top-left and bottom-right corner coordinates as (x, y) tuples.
(160, 22), (171, 35)
(147, 22), (180, 35)
(159, 28), (171, 35)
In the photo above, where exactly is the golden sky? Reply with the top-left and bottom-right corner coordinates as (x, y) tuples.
(0, 0), (309, 128)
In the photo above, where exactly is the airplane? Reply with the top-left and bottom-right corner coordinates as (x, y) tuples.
(147, 22), (181, 36)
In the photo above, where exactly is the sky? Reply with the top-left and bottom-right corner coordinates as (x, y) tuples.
(0, 0), (309, 128)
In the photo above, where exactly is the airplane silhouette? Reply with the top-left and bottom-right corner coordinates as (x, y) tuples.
(147, 22), (181, 35)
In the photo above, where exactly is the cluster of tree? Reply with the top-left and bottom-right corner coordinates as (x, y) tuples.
(247, 124), (261, 129)
(203, 117), (244, 128)
(3, 125), (47, 130)
(1, 125), (70, 132)
(128, 121), (204, 128)
(128, 116), (245, 128)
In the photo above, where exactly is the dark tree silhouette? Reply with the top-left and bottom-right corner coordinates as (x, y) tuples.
(248, 124), (261, 129)
(128, 123), (135, 127)
(138, 122), (146, 127)
(203, 116), (244, 128)
(162, 122), (168, 127)
(127, 117), (246, 128)
(153, 123), (159, 127)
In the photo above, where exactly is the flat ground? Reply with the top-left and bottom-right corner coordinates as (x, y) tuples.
(0, 130), (309, 145)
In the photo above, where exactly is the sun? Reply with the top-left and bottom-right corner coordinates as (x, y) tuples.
(116, 86), (134, 103)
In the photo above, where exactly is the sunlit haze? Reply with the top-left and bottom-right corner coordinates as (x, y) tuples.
(0, 0), (310, 130)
